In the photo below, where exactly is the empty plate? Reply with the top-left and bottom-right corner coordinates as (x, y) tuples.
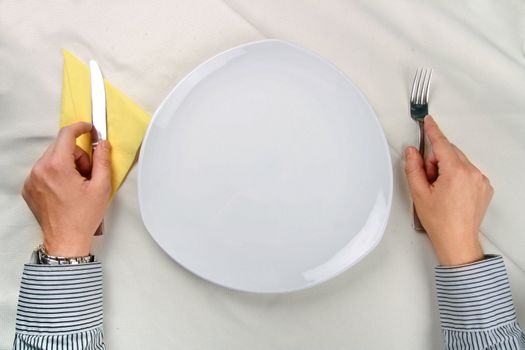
(138, 39), (392, 293)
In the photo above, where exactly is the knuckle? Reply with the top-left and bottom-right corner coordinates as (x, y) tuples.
(468, 167), (479, 176)
(470, 169), (484, 183)
(483, 175), (494, 192)
(454, 164), (468, 177)
(21, 186), (28, 200)
(57, 125), (69, 137)
(46, 157), (62, 173)
(22, 176), (37, 201)
(31, 162), (44, 179)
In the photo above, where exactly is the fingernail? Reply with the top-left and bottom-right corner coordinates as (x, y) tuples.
(404, 147), (413, 159)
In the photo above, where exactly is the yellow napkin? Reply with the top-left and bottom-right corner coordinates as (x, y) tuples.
(60, 50), (151, 199)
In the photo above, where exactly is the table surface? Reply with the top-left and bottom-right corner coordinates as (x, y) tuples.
(1, 1), (524, 349)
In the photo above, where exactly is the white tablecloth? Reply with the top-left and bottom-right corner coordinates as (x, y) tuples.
(1, 1), (524, 349)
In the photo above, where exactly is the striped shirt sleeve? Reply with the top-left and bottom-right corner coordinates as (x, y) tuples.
(435, 255), (525, 349)
(13, 262), (105, 350)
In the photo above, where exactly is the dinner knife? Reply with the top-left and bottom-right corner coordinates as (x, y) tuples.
(90, 60), (107, 236)
(90, 60), (107, 147)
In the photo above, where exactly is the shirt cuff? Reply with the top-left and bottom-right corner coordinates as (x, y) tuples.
(16, 262), (103, 334)
(435, 255), (517, 331)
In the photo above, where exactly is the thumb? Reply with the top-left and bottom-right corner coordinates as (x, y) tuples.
(91, 140), (112, 196)
(404, 147), (430, 199)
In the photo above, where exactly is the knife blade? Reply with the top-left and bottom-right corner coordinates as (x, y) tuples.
(89, 60), (107, 236)
(90, 60), (107, 148)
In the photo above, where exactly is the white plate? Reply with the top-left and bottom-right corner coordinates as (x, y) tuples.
(138, 39), (392, 293)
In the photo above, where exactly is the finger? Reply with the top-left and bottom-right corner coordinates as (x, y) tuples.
(424, 116), (459, 165)
(404, 146), (430, 199)
(90, 140), (112, 197)
(425, 151), (438, 182)
(74, 145), (91, 178)
(55, 122), (92, 156)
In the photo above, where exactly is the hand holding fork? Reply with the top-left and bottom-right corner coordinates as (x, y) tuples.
(405, 70), (493, 266)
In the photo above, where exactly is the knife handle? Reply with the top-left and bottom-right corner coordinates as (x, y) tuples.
(91, 128), (104, 236)
(94, 220), (104, 236)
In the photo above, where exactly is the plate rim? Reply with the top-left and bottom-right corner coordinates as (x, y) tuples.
(137, 38), (393, 293)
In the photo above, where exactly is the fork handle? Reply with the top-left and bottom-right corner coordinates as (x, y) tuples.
(413, 120), (426, 232)
(417, 120), (425, 159)
(413, 205), (424, 232)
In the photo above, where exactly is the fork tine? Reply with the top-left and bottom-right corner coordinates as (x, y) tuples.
(419, 68), (430, 104)
(424, 68), (433, 104)
(410, 68), (421, 103)
(416, 68), (427, 104)
(420, 68), (428, 104)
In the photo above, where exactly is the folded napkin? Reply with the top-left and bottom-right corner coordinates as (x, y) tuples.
(60, 50), (151, 199)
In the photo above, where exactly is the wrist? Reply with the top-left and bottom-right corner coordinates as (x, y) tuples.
(435, 242), (484, 267)
(43, 237), (92, 257)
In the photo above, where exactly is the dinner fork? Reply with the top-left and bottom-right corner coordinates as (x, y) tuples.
(410, 68), (432, 232)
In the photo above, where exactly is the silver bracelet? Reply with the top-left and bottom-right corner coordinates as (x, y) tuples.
(37, 244), (95, 265)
